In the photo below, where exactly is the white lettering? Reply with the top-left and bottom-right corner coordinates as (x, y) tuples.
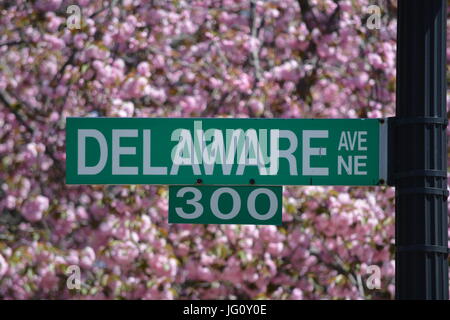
(302, 130), (328, 176)
(77, 129), (107, 175)
(112, 129), (138, 175)
(143, 130), (167, 175)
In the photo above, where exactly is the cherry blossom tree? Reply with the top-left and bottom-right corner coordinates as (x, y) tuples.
(0, 0), (447, 299)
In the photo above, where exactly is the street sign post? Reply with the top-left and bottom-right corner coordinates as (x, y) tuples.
(169, 186), (282, 225)
(62, 0), (449, 299)
(394, 0), (448, 299)
(66, 118), (386, 186)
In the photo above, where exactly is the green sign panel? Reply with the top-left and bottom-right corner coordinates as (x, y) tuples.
(66, 118), (385, 186)
(169, 186), (282, 225)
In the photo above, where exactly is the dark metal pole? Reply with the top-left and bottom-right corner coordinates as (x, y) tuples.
(394, 0), (448, 299)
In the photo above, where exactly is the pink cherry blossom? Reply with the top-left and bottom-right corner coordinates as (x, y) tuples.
(35, 0), (62, 12)
(21, 195), (49, 222)
(0, 254), (8, 278)
(80, 247), (96, 269)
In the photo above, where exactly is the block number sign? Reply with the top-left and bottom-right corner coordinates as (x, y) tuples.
(169, 186), (282, 225)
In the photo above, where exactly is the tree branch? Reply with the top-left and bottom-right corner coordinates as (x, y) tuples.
(0, 90), (64, 174)
(249, 0), (262, 85)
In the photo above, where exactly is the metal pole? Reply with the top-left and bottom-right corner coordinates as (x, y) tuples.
(394, 0), (448, 299)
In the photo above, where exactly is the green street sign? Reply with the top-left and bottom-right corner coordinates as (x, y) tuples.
(169, 186), (282, 225)
(66, 118), (386, 186)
